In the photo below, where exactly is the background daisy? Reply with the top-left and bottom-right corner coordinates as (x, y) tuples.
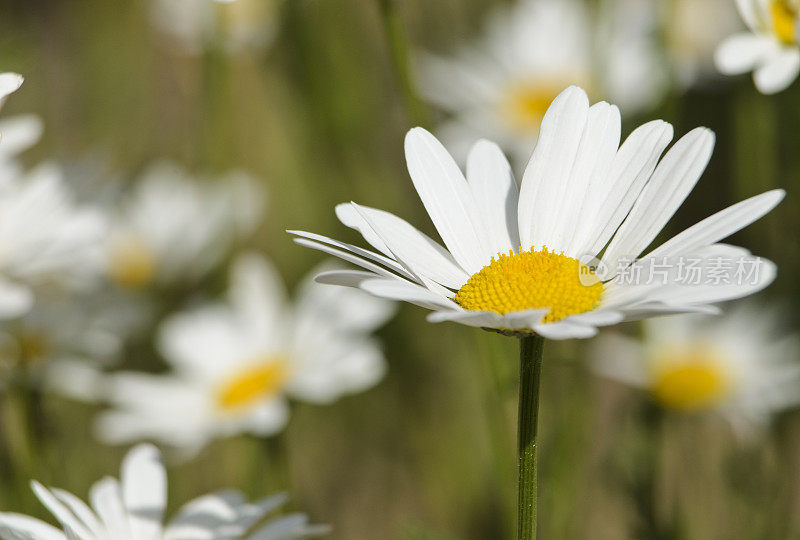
(85, 253), (394, 452)
(0, 443), (327, 540)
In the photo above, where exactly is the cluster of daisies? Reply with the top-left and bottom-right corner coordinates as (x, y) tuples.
(0, 75), (395, 538)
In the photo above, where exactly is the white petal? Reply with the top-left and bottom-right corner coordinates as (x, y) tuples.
(0, 115), (44, 157)
(602, 127), (715, 270)
(294, 265), (396, 334)
(589, 332), (650, 388)
(89, 478), (134, 540)
(0, 513), (65, 540)
(564, 309), (624, 327)
(533, 320), (598, 339)
(571, 120), (673, 257)
(647, 189), (785, 258)
(287, 340), (386, 403)
(289, 228), (414, 280)
(554, 101), (621, 255)
(465, 139), (520, 257)
(0, 279), (34, 319)
(404, 127), (489, 273)
(30, 482), (93, 540)
(292, 237), (406, 280)
(227, 252), (287, 340)
(121, 444), (166, 540)
(314, 269), (381, 288)
(518, 86), (590, 251)
(426, 309), (504, 328)
(359, 277), (457, 310)
(349, 203), (470, 288)
(714, 33), (773, 75)
(0, 73), (23, 101)
(734, 0), (761, 32)
(754, 48), (800, 94)
(50, 489), (104, 539)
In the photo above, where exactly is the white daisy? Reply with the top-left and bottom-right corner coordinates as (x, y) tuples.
(92, 253), (393, 452)
(591, 304), (800, 437)
(151, 0), (280, 55)
(715, 0), (800, 93)
(0, 443), (327, 540)
(0, 164), (107, 319)
(291, 86), (781, 341)
(417, 0), (665, 166)
(106, 162), (265, 289)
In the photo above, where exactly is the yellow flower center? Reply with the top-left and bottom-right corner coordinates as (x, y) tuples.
(500, 82), (561, 134)
(770, 0), (799, 45)
(109, 235), (157, 289)
(650, 347), (732, 412)
(454, 248), (604, 323)
(217, 359), (288, 411)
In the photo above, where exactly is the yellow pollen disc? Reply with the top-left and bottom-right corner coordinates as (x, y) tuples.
(650, 347), (731, 412)
(454, 247), (604, 323)
(217, 359), (288, 411)
(109, 235), (157, 289)
(770, 0), (799, 45)
(500, 82), (561, 133)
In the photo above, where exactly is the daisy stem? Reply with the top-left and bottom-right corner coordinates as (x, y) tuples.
(517, 334), (544, 540)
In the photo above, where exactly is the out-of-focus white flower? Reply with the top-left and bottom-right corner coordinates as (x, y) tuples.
(662, 0), (744, 88)
(91, 253), (393, 452)
(418, 0), (666, 167)
(715, 0), (800, 94)
(592, 305), (800, 437)
(151, 0), (281, 55)
(0, 443), (328, 540)
(0, 164), (107, 319)
(106, 162), (266, 289)
(292, 86), (781, 340)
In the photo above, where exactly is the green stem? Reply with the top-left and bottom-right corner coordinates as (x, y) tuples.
(376, 0), (430, 127)
(517, 335), (544, 540)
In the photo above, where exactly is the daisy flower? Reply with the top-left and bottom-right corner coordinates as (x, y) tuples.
(715, 0), (800, 93)
(417, 0), (665, 166)
(292, 84), (781, 538)
(592, 305), (800, 437)
(106, 162), (265, 289)
(0, 164), (107, 319)
(91, 253), (393, 452)
(0, 443), (327, 540)
(291, 86), (780, 340)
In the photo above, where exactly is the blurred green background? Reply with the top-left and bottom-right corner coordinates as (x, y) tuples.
(1, 0), (799, 538)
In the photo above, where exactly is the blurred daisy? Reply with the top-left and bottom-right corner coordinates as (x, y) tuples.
(715, 0), (800, 93)
(663, 0), (744, 88)
(106, 162), (265, 289)
(151, 0), (281, 55)
(592, 305), (800, 436)
(418, 0), (665, 166)
(0, 443), (328, 540)
(0, 295), (130, 384)
(292, 86), (781, 340)
(92, 253), (393, 451)
(0, 164), (107, 319)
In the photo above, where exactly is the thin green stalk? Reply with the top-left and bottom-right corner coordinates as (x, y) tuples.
(517, 335), (544, 540)
(376, 0), (430, 127)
